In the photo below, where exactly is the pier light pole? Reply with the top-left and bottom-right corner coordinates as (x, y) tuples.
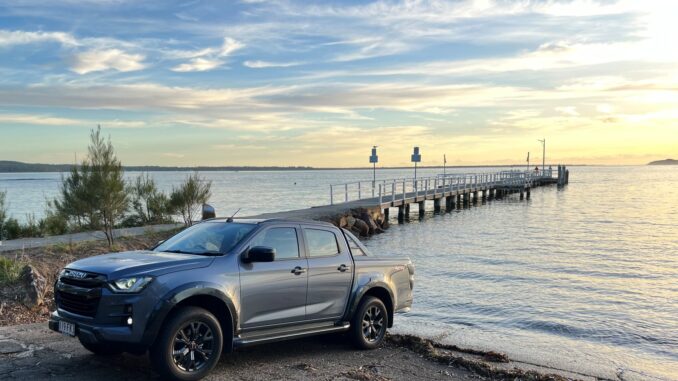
(412, 147), (421, 190)
(538, 138), (545, 175)
(526, 151), (530, 174)
(443, 154), (447, 176)
(369, 146), (378, 197)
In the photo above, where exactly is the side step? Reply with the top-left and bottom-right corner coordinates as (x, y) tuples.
(234, 322), (350, 348)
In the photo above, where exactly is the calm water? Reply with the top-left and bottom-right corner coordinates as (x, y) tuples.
(1, 166), (677, 379)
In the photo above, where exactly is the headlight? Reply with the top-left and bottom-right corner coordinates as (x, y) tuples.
(110, 276), (153, 293)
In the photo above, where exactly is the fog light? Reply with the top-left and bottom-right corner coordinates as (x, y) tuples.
(127, 317), (133, 325)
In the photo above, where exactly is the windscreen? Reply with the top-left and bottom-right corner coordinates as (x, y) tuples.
(155, 222), (256, 255)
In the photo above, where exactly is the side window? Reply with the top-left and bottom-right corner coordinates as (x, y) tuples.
(249, 227), (299, 260)
(305, 229), (340, 257)
(345, 233), (366, 256)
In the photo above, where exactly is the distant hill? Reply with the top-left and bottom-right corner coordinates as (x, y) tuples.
(0, 160), (313, 173)
(648, 159), (677, 166)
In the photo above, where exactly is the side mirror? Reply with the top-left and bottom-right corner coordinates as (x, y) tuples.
(202, 204), (216, 220)
(242, 246), (275, 263)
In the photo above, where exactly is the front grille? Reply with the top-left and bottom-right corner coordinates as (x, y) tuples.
(56, 270), (105, 317)
(56, 290), (100, 317)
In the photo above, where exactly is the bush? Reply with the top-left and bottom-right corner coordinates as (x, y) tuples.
(0, 191), (7, 240)
(129, 173), (173, 225)
(0, 257), (22, 285)
(169, 172), (212, 226)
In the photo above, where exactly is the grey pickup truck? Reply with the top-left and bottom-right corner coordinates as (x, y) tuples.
(48, 218), (414, 381)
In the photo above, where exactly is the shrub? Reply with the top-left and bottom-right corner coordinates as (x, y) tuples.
(129, 173), (173, 225)
(0, 191), (6, 240)
(169, 172), (212, 226)
(0, 257), (22, 285)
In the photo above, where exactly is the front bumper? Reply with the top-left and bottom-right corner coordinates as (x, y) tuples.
(48, 310), (139, 345)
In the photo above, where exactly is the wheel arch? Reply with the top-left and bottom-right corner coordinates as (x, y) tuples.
(348, 283), (395, 328)
(143, 283), (237, 353)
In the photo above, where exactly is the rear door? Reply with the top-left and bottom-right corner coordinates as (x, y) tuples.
(239, 224), (308, 329)
(303, 226), (354, 321)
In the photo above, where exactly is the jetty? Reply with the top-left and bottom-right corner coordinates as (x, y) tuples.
(254, 166), (569, 236)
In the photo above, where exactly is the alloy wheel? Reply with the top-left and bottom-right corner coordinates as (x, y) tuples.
(172, 321), (214, 372)
(362, 305), (385, 342)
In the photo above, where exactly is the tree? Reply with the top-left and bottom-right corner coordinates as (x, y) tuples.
(129, 173), (172, 224)
(169, 172), (212, 226)
(52, 126), (128, 246)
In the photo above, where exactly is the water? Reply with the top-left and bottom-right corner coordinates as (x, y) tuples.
(1, 166), (677, 380)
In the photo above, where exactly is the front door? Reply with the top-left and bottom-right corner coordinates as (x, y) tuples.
(239, 225), (308, 329)
(303, 227), (354, 321)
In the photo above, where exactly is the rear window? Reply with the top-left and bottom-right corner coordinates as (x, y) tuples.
(304, 229), (340, 257)
(343, 230), (370, 256)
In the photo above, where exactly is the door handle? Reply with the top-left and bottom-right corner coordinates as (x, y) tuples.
(337, 264), (351, 272)
(291, 266), (307, 275)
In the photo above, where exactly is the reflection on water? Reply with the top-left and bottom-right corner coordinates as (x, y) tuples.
(365, 166), (678, 381)
(1, 166), (677, 379)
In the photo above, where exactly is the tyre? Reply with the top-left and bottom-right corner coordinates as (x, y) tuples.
(350, 296), (388, 350)
(78, 338), (123, 355)
(149, 307), (223, 381)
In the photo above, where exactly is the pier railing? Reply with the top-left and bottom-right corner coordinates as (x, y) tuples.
(330, 169), (554, 205)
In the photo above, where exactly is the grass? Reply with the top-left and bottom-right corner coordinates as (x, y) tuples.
(0, 257), (23, 285)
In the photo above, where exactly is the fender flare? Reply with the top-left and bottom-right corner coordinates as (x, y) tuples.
(141, 282), (238, 349)
(344, 281), (395, 326)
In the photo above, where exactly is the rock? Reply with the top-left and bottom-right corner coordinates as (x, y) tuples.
(0, 339), (25, 354)
(19, 265), (46, 308)
(482, 351), (509, 363)
(338, 216), (348, 228)
(353, 219), (370, 237)
(346, 216), (356, 228)
(360, 212), (380, 234)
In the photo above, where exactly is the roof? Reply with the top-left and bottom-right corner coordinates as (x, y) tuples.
(204, 217), (336, 227)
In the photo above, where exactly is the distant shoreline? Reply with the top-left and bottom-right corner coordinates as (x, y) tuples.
(1, 160), (587, 173)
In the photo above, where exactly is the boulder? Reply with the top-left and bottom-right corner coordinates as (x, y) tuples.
(346, 216), (356, 228)
(19, 265), (46, 308)
(360, 212), (380, 234)
(352, 219), (370, 237)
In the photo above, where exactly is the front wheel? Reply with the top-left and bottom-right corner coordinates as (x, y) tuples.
(350, 296), (388, 349)
(150, 307), (223, 381)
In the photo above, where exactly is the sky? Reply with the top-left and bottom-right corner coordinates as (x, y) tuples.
(0, 0), (676, 167)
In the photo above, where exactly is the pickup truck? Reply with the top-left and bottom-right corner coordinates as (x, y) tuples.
(48, 218), (414, 381)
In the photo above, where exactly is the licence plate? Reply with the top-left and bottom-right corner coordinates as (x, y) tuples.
(58, 321), (76, 337)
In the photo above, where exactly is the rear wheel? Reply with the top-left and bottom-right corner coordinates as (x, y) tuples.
(350, 296), (388, 349)
(78, 338), (123, 355)
(150, 307), (223, 381)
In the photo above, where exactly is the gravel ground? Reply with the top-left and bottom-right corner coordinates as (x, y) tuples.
(0, 324), (477, 381)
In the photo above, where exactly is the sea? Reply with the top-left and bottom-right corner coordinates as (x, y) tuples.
(1, 166), (676, 380)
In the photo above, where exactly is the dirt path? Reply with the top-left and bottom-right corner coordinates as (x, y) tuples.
(0, 323), (475, 381)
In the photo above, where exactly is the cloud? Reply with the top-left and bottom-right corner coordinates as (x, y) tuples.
(0, 30), (78, 47)
(219, 37), (244, 56)
(70, 48), (146, 74)
(169, 37), (244, 72)
(243, 60), (301, 68)
(0, 113), (79, 125)
(172, 58), (223, 72)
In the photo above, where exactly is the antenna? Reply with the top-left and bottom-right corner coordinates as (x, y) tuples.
(226, 208), (241, 223)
